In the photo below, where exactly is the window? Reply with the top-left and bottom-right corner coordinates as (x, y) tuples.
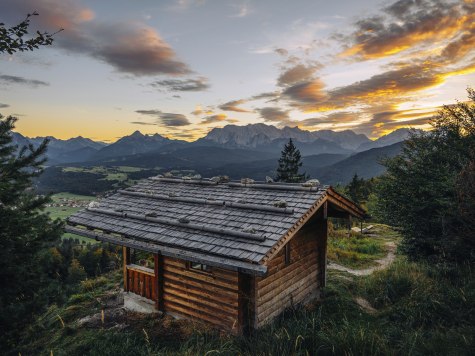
(188, 262), (212, 273)
(285, 244), (291, 266)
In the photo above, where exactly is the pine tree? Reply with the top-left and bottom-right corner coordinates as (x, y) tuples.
(376, 88), (475, 263)
(275, 138), (307, 183)
(0, 115), (63, 346)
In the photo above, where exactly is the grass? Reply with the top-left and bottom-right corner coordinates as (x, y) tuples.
(62, 166), (142, 182)
(45, 192), (97, 243)
(327, 224), (398, 269)
(17, 258), (475, 355)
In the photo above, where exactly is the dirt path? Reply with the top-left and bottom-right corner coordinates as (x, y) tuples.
(328, 241), (397, 276)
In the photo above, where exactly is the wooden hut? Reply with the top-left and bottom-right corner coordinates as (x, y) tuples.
(66, 176), (365, 333)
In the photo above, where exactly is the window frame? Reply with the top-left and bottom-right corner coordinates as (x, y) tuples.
(187, 261), (213, 274)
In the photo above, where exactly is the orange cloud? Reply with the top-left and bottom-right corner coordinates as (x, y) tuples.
(218, 99), (253, 113)
(340, 0), (473, 60)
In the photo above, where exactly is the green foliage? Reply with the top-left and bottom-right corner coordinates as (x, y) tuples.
(68, 259), (87, 284)
(0, 12), (59, 54)
(0, 115), (64, 347)
(345, 174), (375, 205)
(275, 138), (308, 183)
(376, 88), (475, 263)
(328, 228), (386, 268)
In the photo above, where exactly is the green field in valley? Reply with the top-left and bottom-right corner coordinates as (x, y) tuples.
(45, 192), (97, 243)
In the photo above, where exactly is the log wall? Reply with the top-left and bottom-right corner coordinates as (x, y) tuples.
(161, 257), (240, 331)
(255, 218), (326, 328)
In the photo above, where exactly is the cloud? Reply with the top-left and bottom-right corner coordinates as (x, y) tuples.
(200, 114), (228, 124)
(277, 63), (322, 86)
(150, 77), (210, 92)
(301, 111), (356, 126)
(218, 99), (252, 113)
(249, 91), (281, 101)
(257, 107), (290, 123)
(130, 121), (157, 126)
(135, 110), (191, 126)
(91, 24), (192, 76)
(283, 79), (327, 106)
(191, 106), (204, 116)
(0, 0), (192, 76)
(283, 60), (454, 113)
(0, 74), (49, 87)
(275, 48), (289, 56)
(0, 103), (10, 108)
(340, 0), (472, 60)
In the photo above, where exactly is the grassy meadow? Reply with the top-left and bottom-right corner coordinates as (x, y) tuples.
(45, 192), (96, 243)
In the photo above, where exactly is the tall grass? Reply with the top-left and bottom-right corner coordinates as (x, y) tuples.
(327, 231), (385, 268)
(16, 260), (474, 355)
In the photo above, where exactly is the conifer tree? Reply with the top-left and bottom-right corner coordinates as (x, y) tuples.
(275, 138), (307, 183)
(0, 14), (61, 347)
(376, 88), (475, 263)
(0, 115), (63, 346)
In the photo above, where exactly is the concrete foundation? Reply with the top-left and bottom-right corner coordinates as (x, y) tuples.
(123, 292), (159, 314)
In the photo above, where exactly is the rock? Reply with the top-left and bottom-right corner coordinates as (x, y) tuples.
(210, 175), (230, 183)
(178, 217), (190, 224)
(273, 200), (287, 208)
(241, 178), (255, 185)
(301, 179), (320, 187)
(88, 201), (100, 209)
(242, 226), (256, 234)
(265, 176), (274, 183)
(77, 308), (126, 328)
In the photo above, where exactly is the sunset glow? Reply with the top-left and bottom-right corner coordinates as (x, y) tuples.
(0, 0), (473, 142)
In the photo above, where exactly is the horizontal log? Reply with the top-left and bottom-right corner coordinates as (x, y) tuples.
(119, 189), (294, 214)
(163, 264), (238, 290)
(163, 271), (238, 299)
(266, 248), (313, 272)
(163, 292), (237, 319)
(65, 225), (267, 276)
(257, 269), (318, 319)
(257, 257), (318, 305)
(164, 282), (238, 311)
(126, 264), (155, 277)
(164, 257), (238, 281)
(164, 300), (236, 330)
(258, 252), (318, 293)
(87, 207), (266, 242)
(258, 284), (319, 326)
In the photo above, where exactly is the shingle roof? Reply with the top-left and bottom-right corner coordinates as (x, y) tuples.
(66, 176), (364, 275)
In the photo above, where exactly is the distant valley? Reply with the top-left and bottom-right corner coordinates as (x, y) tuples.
(11, 124), (415, 193)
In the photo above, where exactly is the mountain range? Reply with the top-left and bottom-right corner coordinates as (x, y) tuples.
(12, 124), (417, 184)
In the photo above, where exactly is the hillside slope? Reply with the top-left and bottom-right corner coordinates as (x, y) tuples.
(317, 142), (404, 185)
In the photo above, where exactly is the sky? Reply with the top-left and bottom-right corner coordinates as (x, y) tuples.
(0, 0), (474, 142)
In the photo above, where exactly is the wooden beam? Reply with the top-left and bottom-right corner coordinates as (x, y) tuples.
(317, 219), (328, 288)
(347, 214), (352, 237)
(123, 246), (130, 292)
(323, 201), (328, 220)
(238, 272), (255, 335)
(154, 253), (164, 311)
